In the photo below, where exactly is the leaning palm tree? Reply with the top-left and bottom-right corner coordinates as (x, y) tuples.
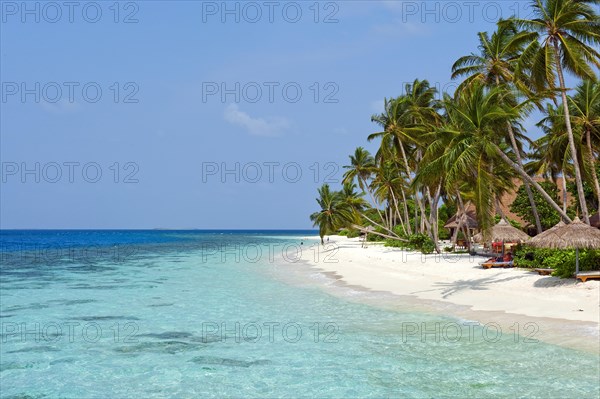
(370, 80), (440, 235)
(529, 103), (574, 213)
(417, 86), (512, 237)
(310, 184), (355, 244)
(370, 97), (420, 234)
(418, 84), (572, 238)
(452, 20), (544, 233)
(569, 79), (600, 210)
(508, 0), (600, 224)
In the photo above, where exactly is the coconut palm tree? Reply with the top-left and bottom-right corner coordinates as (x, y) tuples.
(310, 184), (355, 244)
(569, 79), (600, 210)
(342, 147), (376, 192)
(508, 0), (600, 224)
(452, 21), (544, 233)
(369, 97), (417, 234)
(339, 182), (369, 217)
(341, 147), (386, 223)
(370, 80), (440, 235)
(417, 86), (510, 236)
(419, 84), (572, 238)
(371, 161), (409, 234)
(529, 103), (574, 213)
(451, 20), (533, 92)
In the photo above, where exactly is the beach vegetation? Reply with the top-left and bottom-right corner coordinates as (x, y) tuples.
(514, 246), (600, 277)
(310, 0), (599, 260)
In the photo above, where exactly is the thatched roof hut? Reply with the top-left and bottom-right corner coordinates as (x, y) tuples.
(444, 214), (478, 229)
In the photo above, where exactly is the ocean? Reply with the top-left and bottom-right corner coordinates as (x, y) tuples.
(1, 230), (598, 398)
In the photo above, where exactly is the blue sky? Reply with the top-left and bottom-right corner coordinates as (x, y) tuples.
(0, 1), (553, 229)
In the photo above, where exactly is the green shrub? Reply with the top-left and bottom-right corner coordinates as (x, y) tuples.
(542, 250), (576, 278)
(420, 239), (435, 254)
(347, 229), (360, 238)
(338, 228), (361, 238)
(438, 229), (451, 240)
(514, 246), (600, 278)
(384, 238), (408, 248)
(367, 227), (386, 242)
(384, 233), (435, 254)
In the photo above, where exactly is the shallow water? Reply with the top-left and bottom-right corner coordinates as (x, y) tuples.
(1, 230), (598, 398)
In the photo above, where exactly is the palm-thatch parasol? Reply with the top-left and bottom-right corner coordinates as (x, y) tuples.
(472, 232), (483, 243)
(484, 219), (530, 255)
(529, 217), (600, 274)
(531, 221), (566, 239)
(489, 219), (531, 243)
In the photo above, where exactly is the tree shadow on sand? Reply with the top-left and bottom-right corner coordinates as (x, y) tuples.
(410, 274), (528, 299)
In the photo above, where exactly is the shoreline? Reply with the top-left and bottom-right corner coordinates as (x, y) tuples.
(276, 235), (600, 353)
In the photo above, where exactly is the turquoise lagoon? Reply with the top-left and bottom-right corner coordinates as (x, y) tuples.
(0, 230), (598, 398)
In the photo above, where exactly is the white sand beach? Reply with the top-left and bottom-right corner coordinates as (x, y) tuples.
(298, 236), (600, 352)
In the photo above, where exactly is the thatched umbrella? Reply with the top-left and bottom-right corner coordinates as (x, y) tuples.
(531, 221), (566, 239)
(489, 219), (531, 243)
(485, 219), (530, 255)
(529, 217), (600, 274)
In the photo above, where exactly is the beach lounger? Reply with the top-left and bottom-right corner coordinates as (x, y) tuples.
(481, 261), (514, 269)
(575, 271), (600, 283)
(533, 268), (553, 275)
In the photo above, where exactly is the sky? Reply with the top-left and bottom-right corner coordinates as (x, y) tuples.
(0, 0), (560, 229)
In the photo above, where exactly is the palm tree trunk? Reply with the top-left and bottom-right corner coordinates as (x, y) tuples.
(554, 42), (590, 224)
(389, 190), (406, 235)
(493, 75), (543, 234)
(561, 170), (568, 213)
(415, 151), (431, 235)
(386, 204), (393, 230)
(351, 224), (408, 242)
(360, 176), (387, 226)
(585, 128), (600, 211)
(429, 183), (442, 253)
(399, 187), (413, 235)
(398, 140), (428, 234)
(360, 213), (400, 239)
(381, 203), (389, 231)
(494, 145), (572, 222)
(495, 197), (506, 221)
(456, 195), (472, 250)
(508, 123), (543, 233)
(450, 196), (462, 247)
(425, 186), (434, 232)
(414, 200), (419, 234)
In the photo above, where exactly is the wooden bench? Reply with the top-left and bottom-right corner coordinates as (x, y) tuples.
(575, 271), (600, 283)
(534, 268), (554, 275)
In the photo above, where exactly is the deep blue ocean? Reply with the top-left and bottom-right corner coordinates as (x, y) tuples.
(1, 230), (599, 398)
